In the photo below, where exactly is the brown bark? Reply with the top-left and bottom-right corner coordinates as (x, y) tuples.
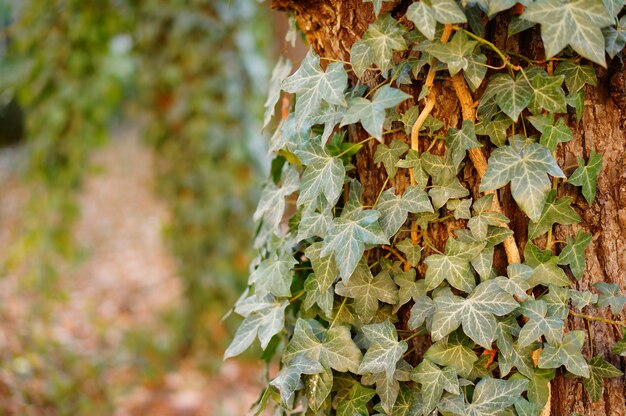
(271, 1), (626, 414)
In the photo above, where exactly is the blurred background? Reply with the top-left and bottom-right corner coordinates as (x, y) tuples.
(0, 0), (304, 414)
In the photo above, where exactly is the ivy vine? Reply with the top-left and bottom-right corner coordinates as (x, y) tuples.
(228, 1), (626, 415)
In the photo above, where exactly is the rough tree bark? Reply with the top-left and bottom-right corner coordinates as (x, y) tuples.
(271, 1), (626, 414)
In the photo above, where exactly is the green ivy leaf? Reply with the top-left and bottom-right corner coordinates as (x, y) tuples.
(583, 355), (624, 401)
(612, 330), (626, 356)
(270, 355), (323, 407)
(406, 2), (438, 40)
(522, 0), (613, 66)
(603, 16), (626, 58)
(396, 239), (422, 267)
(480, 142), (565, 221)
(297, 205), (332, 241)
(250, 253), (298, 298)
(568, 150), (603, 205)
(322, 206), (388, 280)
(554, 61), (597, 93)
(396, 149), (431, 189)
(341, 85), (411, 141)
(350, 14), (407, 78)
(499, 342), (537, 380)
(527, 69), (567, 115)
(284, 318), (363, 373)
(303, 243), (339, 317)
(424, 252), (475, 293)
(408, 294), (435, 329)
(411, 359), (459, 415)
(224, 295), (289, 359)
(335, 262), (399, 323)
(254, 167), (300, 230)
(542, 285), (571, 319)
(446, 120), (483, 169)
(528, 258), (571, 287)
(566, 91), (585, 121)
(363, 0), (394, 16)
(296, 141), (346, 209)
(424, 31), (478, 75)
(476, 113), (513, 147)
(518, 300), (564, 347)
(305, 367), (333, 411)
(527, 368), (555, 410)
(492, 72), (533, 122)
(467, 377), (528, 415)
(377, 186), (433, 238)
(264, 56), (292, 128)
(282, 49), (348, 127)
(528, 192), (580, 239)
(336, 383), (377, 416)
(594, 282), (626, 316)
(374, 140), (409, 179)
(432, 280), (518, 348)
(425, 331), (478, 378)
(569, 289), (598, 309)
(359, 320), (408, 380)
(528, 114), (573, 152)
(558, 230), (592, 280)
(538, 330), (590, 377)
(495, 263), (533, 300)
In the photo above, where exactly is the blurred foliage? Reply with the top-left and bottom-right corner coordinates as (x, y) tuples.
(133, 0), (270, 359)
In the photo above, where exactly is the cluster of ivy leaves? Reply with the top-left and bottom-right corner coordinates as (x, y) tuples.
(228, 1), (626, 415)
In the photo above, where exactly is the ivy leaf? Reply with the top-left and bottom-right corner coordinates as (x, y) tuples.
(528, 258), (571, 287)
(538, 330), (590, 377)
(322, 207), (388, 280)
(594, 282), (626, 316)
(499, 341), (537, 379)
(359, 320), (408, 380)
(495, 263), (533, 300)
(542, 285), (571, 319)
(406, 2), (437, 40)
(254, 167), (300, 230)
(569, 289), (598, 309)
(528, 192), (580, 239)
(527, 368), (555, 410)
(411, 359), (460, 415)
(480, 142), (565, 222)
(374, 140), (409, 179)
(566, 91), (585, 122)
(522, 0), (613, 66)
(297, 205), (332, 241)
(465, 52), (488, 91)
(270, 355), (323, 407)
(396, 238), (422, 267)
(362, 371), (401, 415)
(468, 195), (510, 239)
(424, 252), (475, 293)
(335, 262), (398, 323)
(350, 14), (407, 78)
(264, 56), (292, 128)
(568, 150), (603, 205)
(377, 186), (433, 238)
(363, 0), (393, 16)
(304, 243), (339, 316)
(394, 269), (425, 310)
(467, 377), (529, 415)
(518, 300), (564, 347)
(612, 331), (626, 356)
(557, 230), (592, 280)
(424, 31), (478, 76)
(282, 49), (348, 127)
(341, 85), (411, 141)
(250, 253), (297, 298)
(431, 0), (468, 23)
(396, 150), (430, 189)
(603, 16), (626, 58)
(296, 141), (345, 209)
(224, 295), (289, 359)
(429, 176), (471, 209)
(336, 384), (377, 416)
(527, 70), (567, 115)
(492, 73), (533, 121)
(284, 318), (363, 373)
(583, 355), (624, 401)
(432, 280), (519, 348)
(446, 120), (483, 169)
(424, 331), (478, 378)
(554, 61), (597, 93)
(305, 367), (333, 411)
(408, 294), (435, 329)
(528, 114), (573, 152)
(476, 113), (512, 147)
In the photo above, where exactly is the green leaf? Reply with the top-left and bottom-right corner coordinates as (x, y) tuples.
(554, 61), (597, 93)
(250, 253), (298, 298)
(446, 120), (483, 169)
(305, 367), (333, 411)
(594, 282), (626, 316)
(476, 113), (513, 147)
(538, 330), (590, 377)
(264, 56), (292, 128)
(396, 149), (430, 189)
(492, 73), (533, 122)
(394, 268), (426, 310)
(568, 150), (603, 205)
(522, 0), (613, 66)
(603, 17), (626, 58)
(465, 52), (488, 91)
(282, 49), (348, 126)
(322, 206), (388, 280)
(411, 359), (459, 415)
(524, 240), (553, 268)
(424, 252), (475, 293)
(431, 0), (468, 24)
(396, 238), (422, 267)
(566, 91), (585, 121)
(374, 140), (409, 179)
(425, 331), (478, 378)
(335, 262), (399, 323)
(254, 167), (300, 230)
(359, 320), (408, 380)
(528, 70), (567, 115)
(558, 230), (592, 280)
(448, 198), (473, 220)
(377, 186), (433, 238)
(304, 243), (339, 316)
(284, 318), (363, 373)
(583, 355), (624, 401)
(425, 31), (478, 76)
(363, 0), (394, 16)
(432, 280), (518, 348)
(296, 141), (346, 209)
(528, 114), (573, 152)
(406, 2), (437, 40)
(527, 368), (555, 410)
(468, 195), (510, 239)
(495, 263), (533, 300)
(480, 142), (565, 221)
(297, 205), (332, 241)
(528, 192), (580, 239)
(270, 355), (323, 407)
(528, 258), (571, 287)
(542, 285), (571, 319)
(467, 377), (529, 415)
(362, 371), (401, 414)
(336, 384), (376, 416)
(341, 85), (411, 141)
(350, 14), (408, 78)
(224, 295), (289, 359)
(569, 289), (598, 309)
(408, 294), (435, 329)
(612, 331), (626, 356)
(518, 300), (564, 347)
(499, 342), (537, 380)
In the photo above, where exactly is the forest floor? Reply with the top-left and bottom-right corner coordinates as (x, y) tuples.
(0, 127), (265, 415)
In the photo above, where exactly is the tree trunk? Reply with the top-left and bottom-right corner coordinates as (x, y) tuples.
(271, 1), (626, 414)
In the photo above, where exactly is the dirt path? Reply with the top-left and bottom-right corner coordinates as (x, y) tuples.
(0, 128), (264, 415)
